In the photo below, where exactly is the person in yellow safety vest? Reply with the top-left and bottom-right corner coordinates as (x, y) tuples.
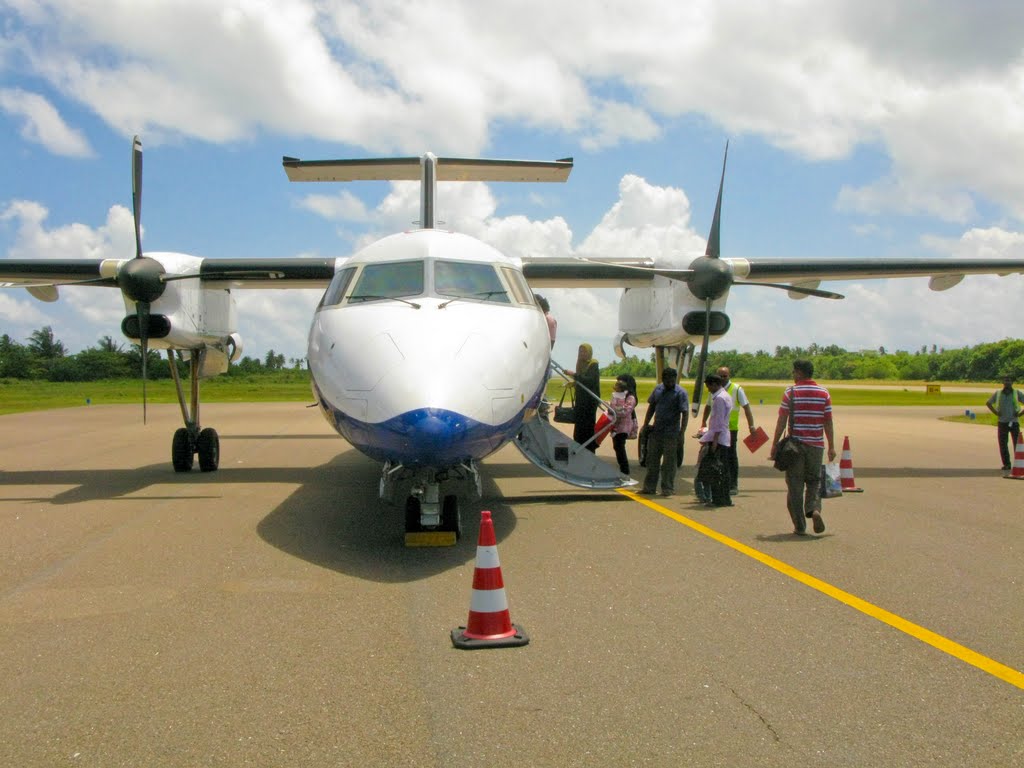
(986, 375), (1024, 471)
(700, 366), (756, 493)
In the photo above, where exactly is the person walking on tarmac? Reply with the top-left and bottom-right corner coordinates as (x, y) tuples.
(986, 376), (1024, 471)
(696, 374), (733, 507)
(769, 360), (836, 536)
(700, 366), (756, 493)
(639, 367), (689, 497)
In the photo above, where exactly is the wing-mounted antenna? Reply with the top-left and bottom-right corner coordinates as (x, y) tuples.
(282, 153), (574, 230)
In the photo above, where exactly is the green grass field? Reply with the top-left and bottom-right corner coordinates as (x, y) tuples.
(0, 377), (316, 416)
(547, 377), (992, 404)
(546, 378), (998, 425)
(0, 376), (999, 425)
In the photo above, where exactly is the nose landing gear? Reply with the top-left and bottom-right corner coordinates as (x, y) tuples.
(404, 491), (462, 546)
(384, 462), (480, 547)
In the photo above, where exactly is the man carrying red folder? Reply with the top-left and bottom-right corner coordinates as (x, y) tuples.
(700, 366), (757, 493)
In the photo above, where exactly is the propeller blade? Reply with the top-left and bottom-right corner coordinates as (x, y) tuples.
(137, 300), (150, 424)
(705, 141), (728, 259)
(690, 297), (713, 416)
(132, 136), (143, 260)
(733, 280), (844, 299)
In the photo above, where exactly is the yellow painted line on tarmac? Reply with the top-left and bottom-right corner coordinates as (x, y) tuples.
(621, 490), (1024, 691)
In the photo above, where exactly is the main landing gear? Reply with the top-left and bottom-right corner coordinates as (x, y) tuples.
(167, 349), (220, 473)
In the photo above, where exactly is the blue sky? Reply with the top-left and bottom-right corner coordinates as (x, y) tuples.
(3, 1), (1024, 371)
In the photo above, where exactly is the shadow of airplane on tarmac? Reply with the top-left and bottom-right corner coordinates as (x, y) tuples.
(1, 447), (997, 583)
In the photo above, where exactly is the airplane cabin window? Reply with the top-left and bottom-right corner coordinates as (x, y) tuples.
(500, 267), (534, 304)
(349, 260), (424, 302)
(435, 260), (510, 303)
(319, 267), (356, 308)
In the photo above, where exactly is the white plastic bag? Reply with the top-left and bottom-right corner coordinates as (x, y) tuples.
(821, 462), (843, 498)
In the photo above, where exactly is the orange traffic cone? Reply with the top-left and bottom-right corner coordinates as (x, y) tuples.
(839, 436), (863, 492)
(1004, 432), (1024, 480)
(451, 511), (529, 649)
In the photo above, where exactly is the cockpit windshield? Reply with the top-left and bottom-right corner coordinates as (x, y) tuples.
(318, 258), (526, 309)
(348, 260), (424, 303)
(435, 260), (509, 303)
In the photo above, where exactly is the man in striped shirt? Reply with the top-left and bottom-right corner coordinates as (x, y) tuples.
(769, 360), (836, 535)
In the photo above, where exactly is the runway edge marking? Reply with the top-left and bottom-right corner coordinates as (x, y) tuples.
(621, 490), (1024, 691)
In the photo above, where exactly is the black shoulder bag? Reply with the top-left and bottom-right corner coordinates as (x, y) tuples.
(773, 387), (801, 471)
(553, 385), (576, 424)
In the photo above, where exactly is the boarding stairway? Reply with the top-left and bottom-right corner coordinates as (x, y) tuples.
(512, 360), (637, 490)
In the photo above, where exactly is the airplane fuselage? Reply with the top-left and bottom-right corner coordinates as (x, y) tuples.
(307, 229), (550, 467)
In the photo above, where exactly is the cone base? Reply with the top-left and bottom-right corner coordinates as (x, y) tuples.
(451, 624), (529, 650)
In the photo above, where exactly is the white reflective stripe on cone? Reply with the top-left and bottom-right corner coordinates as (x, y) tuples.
(470, 588), (510, 614)
(474, 545), (500, 569)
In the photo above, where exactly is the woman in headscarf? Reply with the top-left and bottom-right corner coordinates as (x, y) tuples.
(569, 343), (601, 452)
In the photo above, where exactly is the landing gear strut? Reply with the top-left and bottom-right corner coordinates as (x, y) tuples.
(167, 349), (219, 473)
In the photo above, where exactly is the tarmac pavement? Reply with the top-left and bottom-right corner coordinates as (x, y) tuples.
(0, 402), (1021, 767)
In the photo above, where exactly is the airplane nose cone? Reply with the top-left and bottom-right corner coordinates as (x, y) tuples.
(415, 413), (450, 440)
(390, 409), (477, 464)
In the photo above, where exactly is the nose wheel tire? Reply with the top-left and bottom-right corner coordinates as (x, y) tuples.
(404, 496), (422, 532)
(441, 494), (462, 540)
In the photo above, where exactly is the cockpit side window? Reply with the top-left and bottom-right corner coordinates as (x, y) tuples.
(319, 266), (357, 309)
(349, 260), (424, 302)
(435, 260), (510, 303)
(500, 267), (534, 304)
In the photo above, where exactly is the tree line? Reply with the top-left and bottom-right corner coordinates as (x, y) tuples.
(602, 340), (1024, 382)
(0, 327), (303, 381)
(3, 327), (1023, 383)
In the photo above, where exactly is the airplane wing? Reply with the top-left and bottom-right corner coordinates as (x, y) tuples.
(520, 254), (1024, 291)
(521, 257), (657, 288)
(0, 257), (340, 292)
(730, 256), (1024, 283)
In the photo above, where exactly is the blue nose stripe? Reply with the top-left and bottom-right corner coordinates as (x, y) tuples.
(321, 403), (521, 466)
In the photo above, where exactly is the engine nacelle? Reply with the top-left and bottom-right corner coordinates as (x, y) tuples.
(617, 276), (731, 350)
(121, 313), (172, 339)
(119, 252), (240, 353)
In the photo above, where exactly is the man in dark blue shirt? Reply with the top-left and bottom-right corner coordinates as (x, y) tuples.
(639, 367), (689, 496)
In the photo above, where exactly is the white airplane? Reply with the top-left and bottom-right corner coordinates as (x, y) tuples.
(3, 138), (1024, 544)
